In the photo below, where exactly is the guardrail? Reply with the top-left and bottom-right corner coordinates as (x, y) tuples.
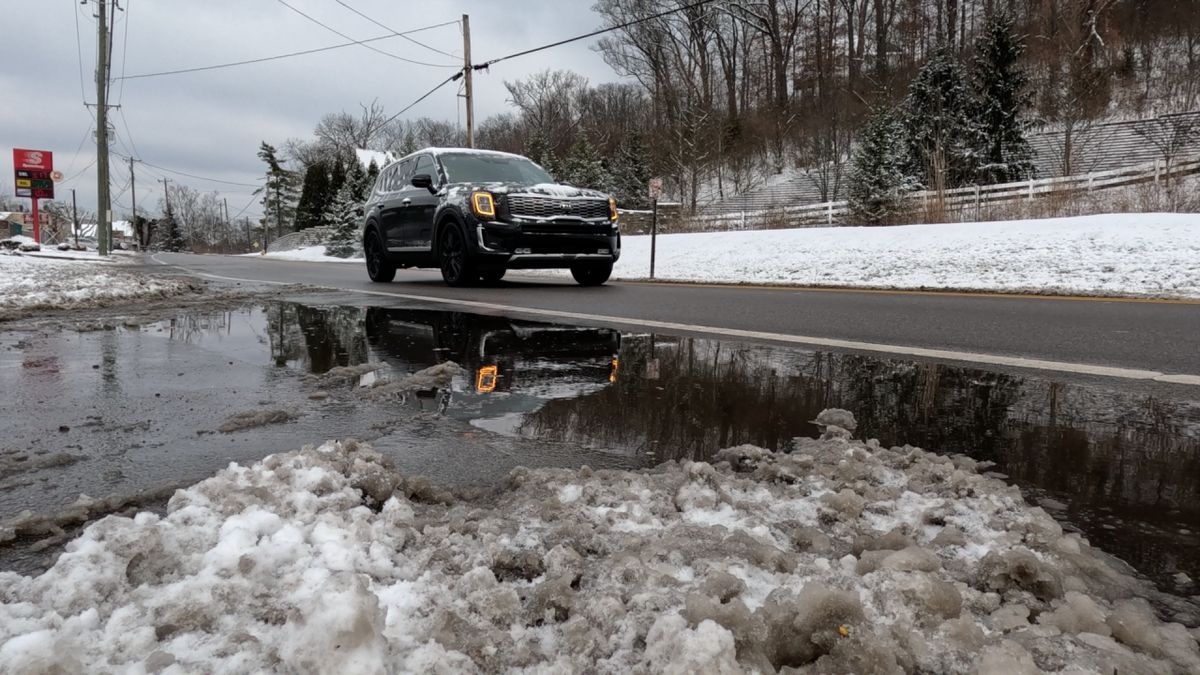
(265, 226), (336, 253)
(687, 155), (1200, 231)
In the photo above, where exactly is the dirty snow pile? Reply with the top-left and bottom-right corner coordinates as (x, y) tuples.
(0, 255), (196, 319)
(3, 410), (1199, 674)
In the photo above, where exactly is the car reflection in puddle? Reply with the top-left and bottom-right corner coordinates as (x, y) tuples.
(362, 306), (621, 434)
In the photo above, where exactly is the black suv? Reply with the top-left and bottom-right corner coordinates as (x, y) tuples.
(361, 148), (620, 286)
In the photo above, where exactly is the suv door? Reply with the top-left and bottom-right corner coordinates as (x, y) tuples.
(400, 153), (439, 249)
(380, 159), (414, 249)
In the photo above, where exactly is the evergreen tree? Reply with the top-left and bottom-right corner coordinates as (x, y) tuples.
(400, 128), (418, 156)
(295, 162), (331, 230)
(848, 108), (913, 225)
(328, 159), (347, 196)
(607, 133), (653, 208)
(972, 13), (1035, 184)
(257, 141), (299, 238)
(363, 160), (380, 197)
(324, 183), (361, 259)
(902, 50), (981, 190)
(346, 159), (369, 202)
(562, 135), (610, 189)
(523, 135), (561, 180)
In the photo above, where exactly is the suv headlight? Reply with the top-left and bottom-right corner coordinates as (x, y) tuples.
(608, 197), (619, 221)
(471, 192), (496, 219)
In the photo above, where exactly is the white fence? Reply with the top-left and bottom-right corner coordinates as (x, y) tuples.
(689, 155), (1200, 231)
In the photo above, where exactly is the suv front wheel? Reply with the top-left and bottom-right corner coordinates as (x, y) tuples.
(365, 229), (397, 283)
(570, 262), (612, 286)
(438, 223), (476, 286)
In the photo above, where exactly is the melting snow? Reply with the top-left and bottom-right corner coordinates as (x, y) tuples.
(1, 412), (1198, 673)
(0, 255), (196, 319)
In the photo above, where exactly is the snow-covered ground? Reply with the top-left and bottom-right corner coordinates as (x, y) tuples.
(252, 213), (1200, 298)
(252, 245), (361, 263)
(2, 410), (1197, 673)
(0, 254), (196, 319)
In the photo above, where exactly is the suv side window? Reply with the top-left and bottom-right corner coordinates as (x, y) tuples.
(413, 155), (434, 183)
(393, 159), (415, 190)
(373, 166), (391, 196)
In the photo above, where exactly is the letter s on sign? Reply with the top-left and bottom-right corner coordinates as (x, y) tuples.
(26, 152), (43, 166)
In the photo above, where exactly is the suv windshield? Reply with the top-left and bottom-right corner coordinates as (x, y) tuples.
(439, 153), (554, 184)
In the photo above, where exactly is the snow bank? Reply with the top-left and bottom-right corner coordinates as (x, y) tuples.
(0, 255), (198, 319)
(253, 245), (362, 263)
(3, 410), (1196, 673)
(534, 212), (1200, 297)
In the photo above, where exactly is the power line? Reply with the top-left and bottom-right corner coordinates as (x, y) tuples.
(332, 0), (457, 59)
(274, 0), (457, 68)
(374, 72), (464, 135)
(473, 0), (717, 70)
(74, 1), (89, 105)
(116, 0), (132, 104)
(117, 19), (458, 80)
(117, 108), (142, 159)
(110, 152), (261, 188)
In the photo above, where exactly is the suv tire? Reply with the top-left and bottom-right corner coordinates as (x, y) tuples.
(438, 222), (476, 286)
(364, 228), (397, 283)
(570, 262), (612, 286)
(479, 268), (506, 284)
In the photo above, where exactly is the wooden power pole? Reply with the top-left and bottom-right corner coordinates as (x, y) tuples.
(129, 156), (138, 249)
(96, 0), (112, 255)
(463, 14), (474, 148)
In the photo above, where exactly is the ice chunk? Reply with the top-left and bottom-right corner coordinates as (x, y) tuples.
(643, 615), (741, 674)
(1037, 591), (1110, 636)
(975, 640), (1041, 675)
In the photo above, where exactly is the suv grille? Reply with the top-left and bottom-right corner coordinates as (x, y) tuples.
(508, 195), (609, 220)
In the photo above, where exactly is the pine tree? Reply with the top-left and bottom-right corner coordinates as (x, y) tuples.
(848, 108), (913, 225)
(972, 13), (1034, 184)
(328, 159), (347, 196)
(324, 183), (361, 259)
(562, 136), (609, 189)
(346, 159), (368, 202)
(295, 162), (331, 230)
(608, 133), (653, 209)
(257, 142), (300, 238)
(523, 135), (561, 180)
(362, 160), (380, 198)
(902, 50), (981, 191)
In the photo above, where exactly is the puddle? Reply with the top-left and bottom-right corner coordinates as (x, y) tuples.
(2, 299), (1199, 591)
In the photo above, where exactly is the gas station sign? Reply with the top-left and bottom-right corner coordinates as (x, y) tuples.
(13, 149), (55, 200)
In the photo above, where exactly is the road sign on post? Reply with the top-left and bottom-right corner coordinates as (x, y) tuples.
(648, 178), (663, 280)
(13, 148), (54, 243)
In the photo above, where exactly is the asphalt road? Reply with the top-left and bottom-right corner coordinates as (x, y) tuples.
(149, 253), (1200, 383)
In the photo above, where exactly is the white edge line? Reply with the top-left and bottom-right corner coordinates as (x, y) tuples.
(149, 255), (1200, 387)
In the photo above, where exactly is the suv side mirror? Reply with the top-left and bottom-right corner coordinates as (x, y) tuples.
(411, 174), (435, 192)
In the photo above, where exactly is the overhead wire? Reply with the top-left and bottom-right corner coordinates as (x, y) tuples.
(274, 0), (458, 67)
(373, 71), (464, 135)
(116, 0), (132, 104)
(116, 19), (459, 80)
(331, 0), (458, 58)
(74, 0), (90, 106)
(473, 0), (716, 70)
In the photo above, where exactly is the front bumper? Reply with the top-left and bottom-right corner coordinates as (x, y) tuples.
(473, 220), (620, 269)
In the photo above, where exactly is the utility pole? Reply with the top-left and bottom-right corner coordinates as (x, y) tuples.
(274, 183), (282, 244)
(71, 188), (79, 248)
(129, 156), (138, 250)
(96, 0), (112, 255)
(223, 197), (230, 253)
(462, 14), (474, 148)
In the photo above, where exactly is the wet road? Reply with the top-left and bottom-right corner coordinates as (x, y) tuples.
(147, 253), (1200, 382)
(4, 295), (1199, 590)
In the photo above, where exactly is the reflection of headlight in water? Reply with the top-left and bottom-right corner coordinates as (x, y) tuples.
(609, 357), (619, 383)
(476, 365), (499, 393)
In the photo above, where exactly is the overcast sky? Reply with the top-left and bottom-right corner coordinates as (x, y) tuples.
(1, 0), (622, 221)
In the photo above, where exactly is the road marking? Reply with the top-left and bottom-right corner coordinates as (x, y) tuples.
(150, 254), (1200, 387)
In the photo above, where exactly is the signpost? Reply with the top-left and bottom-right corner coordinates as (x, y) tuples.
(12, 148), (54, 243)
(648, 177), (663, 280)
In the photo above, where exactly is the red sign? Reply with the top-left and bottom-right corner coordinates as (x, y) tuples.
(14, 149), (53, 171)
(12, 148), (54, 200)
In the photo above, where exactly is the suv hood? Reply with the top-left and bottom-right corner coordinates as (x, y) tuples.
(449, 181), (608, 200)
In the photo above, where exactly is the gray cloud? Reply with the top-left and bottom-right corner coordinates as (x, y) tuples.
(1, 0), (619, 220)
